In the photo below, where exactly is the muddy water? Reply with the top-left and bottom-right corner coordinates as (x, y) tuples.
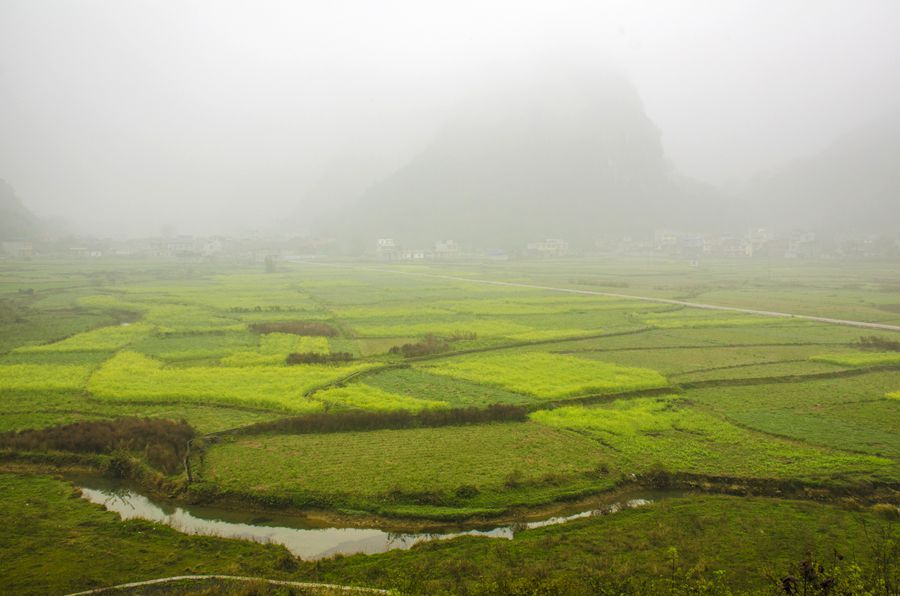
(76, 481), (677, 560)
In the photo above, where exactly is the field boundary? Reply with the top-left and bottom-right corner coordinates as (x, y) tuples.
(678, 363), (900, 389)
(404, 326), (654, 363)
(302, 363), (407, 397)
(668, 358), (822, 379)
(554, 341), (853, 354)
(684, 397), (898, 458)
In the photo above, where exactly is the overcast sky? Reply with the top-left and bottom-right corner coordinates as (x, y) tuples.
(1, 1), (899, 237)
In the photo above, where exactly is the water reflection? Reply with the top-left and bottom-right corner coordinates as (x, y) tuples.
(79, 486), (657, 560)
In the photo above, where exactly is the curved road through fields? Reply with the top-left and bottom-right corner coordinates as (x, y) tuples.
(295, 260), (900, 334)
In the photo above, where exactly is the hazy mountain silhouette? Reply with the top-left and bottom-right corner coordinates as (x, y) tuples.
(289, 152), (400, 237)
(0, 179), (41, 240)
(334, 67), (719, 251)
(745, 111), (900, 233)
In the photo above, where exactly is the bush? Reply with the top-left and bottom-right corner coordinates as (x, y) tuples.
(645, 463), (673, 488)
(871, 503), (899, 520)
(0, 417), (195, 475)
(102, 451), (134, 479)
(389, 334), (450, 358)
(504, 469), (525, 488)
(249, 321), (337, 336)
(286, 351), (353, 365)
(455, 484), (480, 498)
(858, 335), (900, 352)
(232, 403), (528, 435)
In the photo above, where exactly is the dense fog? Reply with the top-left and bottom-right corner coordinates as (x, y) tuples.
(1, 1), (899, 242)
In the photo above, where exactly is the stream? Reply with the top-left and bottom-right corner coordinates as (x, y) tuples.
(76, 479), (678, 560)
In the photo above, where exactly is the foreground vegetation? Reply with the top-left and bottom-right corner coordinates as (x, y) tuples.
(0, 257), (898, 593)
(197, 422), (612, 516)
(0, 474), (895, 594)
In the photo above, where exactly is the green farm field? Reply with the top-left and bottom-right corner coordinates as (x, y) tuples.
(0, 257), (898, 594)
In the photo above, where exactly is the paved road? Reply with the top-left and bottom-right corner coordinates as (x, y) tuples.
(294, 260), (900, 334)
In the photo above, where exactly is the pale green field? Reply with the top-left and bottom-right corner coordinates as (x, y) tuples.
(0, 257), (898, 518)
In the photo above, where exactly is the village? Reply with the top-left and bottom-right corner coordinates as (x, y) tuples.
(3, 227), (899, 263)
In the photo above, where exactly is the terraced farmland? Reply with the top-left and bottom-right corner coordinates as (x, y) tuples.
(0, 258), (898, 594)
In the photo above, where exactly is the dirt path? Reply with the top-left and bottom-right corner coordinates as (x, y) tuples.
(65, 575), (389, 595)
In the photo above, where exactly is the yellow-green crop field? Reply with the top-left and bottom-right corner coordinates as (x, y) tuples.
(0, 257), (898, 595)
(220, 334), (330, 367)
(420, 351), (668, 398)
(811, 351), (900, 367)
(14, 322), (154, 352)
(313, 384), (448, 412)
(0, 363), (94, 391)
(87, 351), (361, 412)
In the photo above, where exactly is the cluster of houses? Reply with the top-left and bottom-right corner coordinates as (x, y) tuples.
(376, 238), (463, 261)
(3, 230), (899, 262)
(650, 229), (820, 259)
(375, 238), (575, 261)
(371, 230), (900, 262)
(0, 234), (331, 263)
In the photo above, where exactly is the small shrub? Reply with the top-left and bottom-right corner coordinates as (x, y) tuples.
(455, 484), (480, 499)
(504, 469), (525, 488)
(250, 321), (337, 336)
(0, 417), (195, 475)
(286, 351), (353, 365)
(274, 553), (298, 571)
(645, 463), (673, 488)
(448, 331), (477, 341)
(102, 451), (134, 479)
(858, 335), (900, 352)
(233, 403), (528, 435)
(871, 503), (899, 520)
(389, 334), (451, 358)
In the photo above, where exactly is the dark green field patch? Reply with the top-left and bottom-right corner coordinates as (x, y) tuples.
(685, 371), (900, 458)
(0, 390), (281, 434)
(365, 366), (535, 407)
(532, 396), (896, 483)
(199, 422), (612, 515)
(566, 344), (841, 377)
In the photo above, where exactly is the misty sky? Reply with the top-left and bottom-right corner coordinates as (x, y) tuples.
(1, 1), (899, 237)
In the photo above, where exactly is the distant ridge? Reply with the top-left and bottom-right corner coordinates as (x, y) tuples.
(744, 111), (900, 233)
(333, 66), (718, 251)
(0, 179), (41, 240)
